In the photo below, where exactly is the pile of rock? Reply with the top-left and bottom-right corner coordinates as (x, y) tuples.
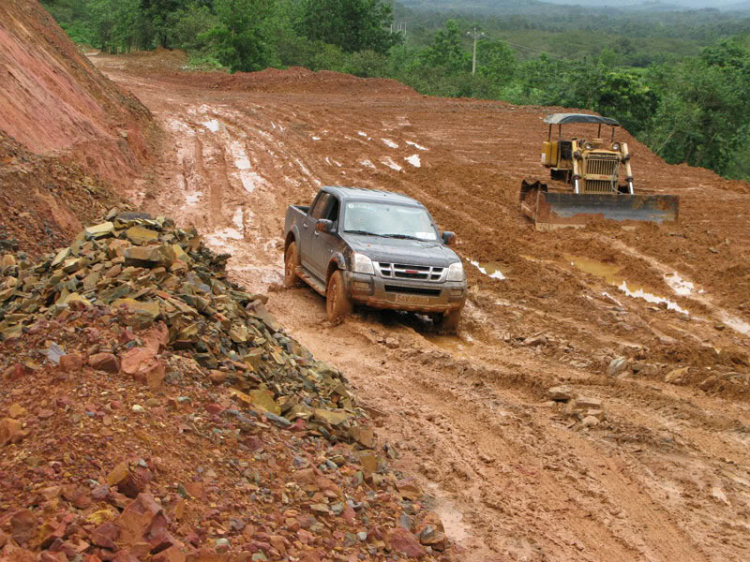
(548, 386), (606, 428)
(0, 210), (364, 443)
(0, 211), (455, 561)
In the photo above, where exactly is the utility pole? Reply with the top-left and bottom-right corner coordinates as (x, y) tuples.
(467, 28), (484, 75)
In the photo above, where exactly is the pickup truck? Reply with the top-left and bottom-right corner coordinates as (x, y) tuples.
(283, 186), (467, 331)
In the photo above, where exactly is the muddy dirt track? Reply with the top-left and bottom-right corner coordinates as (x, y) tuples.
(92, 51), (750, 562)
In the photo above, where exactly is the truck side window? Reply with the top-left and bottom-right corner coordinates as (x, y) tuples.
(311, 193), (331, 220)
(325, 198), (340, 224)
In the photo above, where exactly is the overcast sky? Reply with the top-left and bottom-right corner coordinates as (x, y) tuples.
(542, 0), (738, 7)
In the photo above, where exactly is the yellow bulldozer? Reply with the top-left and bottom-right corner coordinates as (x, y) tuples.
(520, 113), (680, 230)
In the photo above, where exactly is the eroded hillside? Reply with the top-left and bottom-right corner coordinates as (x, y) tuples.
(0, 0), (154, 256)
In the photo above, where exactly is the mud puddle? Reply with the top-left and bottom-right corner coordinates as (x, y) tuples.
(424, 334), (474, 358)
(564, 254), (689, 314)
(468, 259), (507, 280)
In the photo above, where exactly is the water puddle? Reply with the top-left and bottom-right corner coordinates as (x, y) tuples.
(232, 208), (244, 232)
(382, 158), (402, 172)
(185, 192), (202, 206)
(719, 314), (750, 336)
(406, 140), (428, 151)
(201, 119), (221, 133)
(564, 254), (688, 314)
(381, 138), (398, 148)
(405, 154), (421, 168)
(468, 259), (507, 280)
(565, 255), (623, 285)
(228, 140), (266, 193)
(664, 272), (694, 296)
(425, 335), (473, 358)
(360, 159), (375, 169)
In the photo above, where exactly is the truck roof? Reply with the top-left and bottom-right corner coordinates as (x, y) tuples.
(322, 186), (424, 208)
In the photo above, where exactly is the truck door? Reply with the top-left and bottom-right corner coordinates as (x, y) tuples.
(311, 196), (341, 280)
(301, 192), (332, 274)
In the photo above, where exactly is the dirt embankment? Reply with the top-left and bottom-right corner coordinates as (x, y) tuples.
(0, 0), (155, 257)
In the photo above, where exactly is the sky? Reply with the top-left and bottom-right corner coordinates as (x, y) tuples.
(542, 0), (739, 7)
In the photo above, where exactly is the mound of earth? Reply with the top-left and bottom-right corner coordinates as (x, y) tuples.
(105, 49), (418, 98)
(205, 67), (418, 97)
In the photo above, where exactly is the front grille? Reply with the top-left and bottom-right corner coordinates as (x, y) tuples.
(583, 154), (619, 193)
(384, 285), (441, 297)
(584, 154), (619, 177)
(584, 180), (616, 194)
(377, 263), (445, 282)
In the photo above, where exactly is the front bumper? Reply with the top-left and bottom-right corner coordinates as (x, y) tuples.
(345, 271), (466, 313)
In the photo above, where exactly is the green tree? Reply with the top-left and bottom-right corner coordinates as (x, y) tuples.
(141, 0), (180, 48)
(595, 71), (658, 135)
(421, 20), (469, 74)
(645, 57), (748, 174)
(477, 39), (516, 81)
(200, 0), (272, 72)
(169, 1), (218, 51)
(296, 0), (399, 54)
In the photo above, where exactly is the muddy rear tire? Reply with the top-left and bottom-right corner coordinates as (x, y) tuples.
(438, 308), (462, 334)
(326, 270), (351, 324)
(284, 242), (301, 288)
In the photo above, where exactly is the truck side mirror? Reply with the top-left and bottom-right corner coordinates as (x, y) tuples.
(442, 231), (455, 245)
(316, 219), (333, 234)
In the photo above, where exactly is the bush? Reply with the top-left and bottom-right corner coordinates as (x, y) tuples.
(185, 52), (228, 72)
(343, 50), (389, 78)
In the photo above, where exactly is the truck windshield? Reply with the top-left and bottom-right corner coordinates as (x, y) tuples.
(343, 202), (438, 241)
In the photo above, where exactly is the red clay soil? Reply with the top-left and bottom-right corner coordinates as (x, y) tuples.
(0, 0), (155, 257)
(84, 49), (750, 561)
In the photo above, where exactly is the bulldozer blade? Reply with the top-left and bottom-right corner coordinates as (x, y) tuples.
(520, 180), (679, 230)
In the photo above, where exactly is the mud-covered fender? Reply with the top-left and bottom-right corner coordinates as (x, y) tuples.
(326, 251), (347, 284)
(285, 226), (301, 257)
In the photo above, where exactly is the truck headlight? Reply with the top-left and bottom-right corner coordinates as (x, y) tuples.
(352, 253), (375, 275)
(446, 261), (464, 281)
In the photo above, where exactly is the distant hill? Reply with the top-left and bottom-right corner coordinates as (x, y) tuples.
(398, 0), (579, 17)
(399, 0), (735, 15)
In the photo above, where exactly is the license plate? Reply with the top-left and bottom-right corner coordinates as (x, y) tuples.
(394, 294), (430, 305)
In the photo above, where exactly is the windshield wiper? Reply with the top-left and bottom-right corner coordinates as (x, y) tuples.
(343, 230), (384, 237)
(380, 233), (423, 241)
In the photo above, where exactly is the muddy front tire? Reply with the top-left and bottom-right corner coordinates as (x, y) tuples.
(326, 270), (351, 323)
(284, 242), (301, 288)
(438, 308), (462, 334)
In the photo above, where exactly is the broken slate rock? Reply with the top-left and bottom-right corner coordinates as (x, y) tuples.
(89, 353), (120, 373)
(548, 385), (575, 402)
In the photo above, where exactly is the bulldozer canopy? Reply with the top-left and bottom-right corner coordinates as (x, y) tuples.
(544, 113), (620, 127)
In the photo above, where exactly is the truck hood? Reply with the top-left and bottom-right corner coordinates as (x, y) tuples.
(344, 234), (459, 267)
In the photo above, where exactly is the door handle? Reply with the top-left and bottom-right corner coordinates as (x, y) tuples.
(314, 232), (320, 237)
(302, 223), (308, 229)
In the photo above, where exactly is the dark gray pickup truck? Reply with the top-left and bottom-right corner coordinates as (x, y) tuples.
(283, 186), (467, 331)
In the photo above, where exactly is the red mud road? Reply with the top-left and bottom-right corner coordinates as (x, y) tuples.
(93, 51), (750, 562)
